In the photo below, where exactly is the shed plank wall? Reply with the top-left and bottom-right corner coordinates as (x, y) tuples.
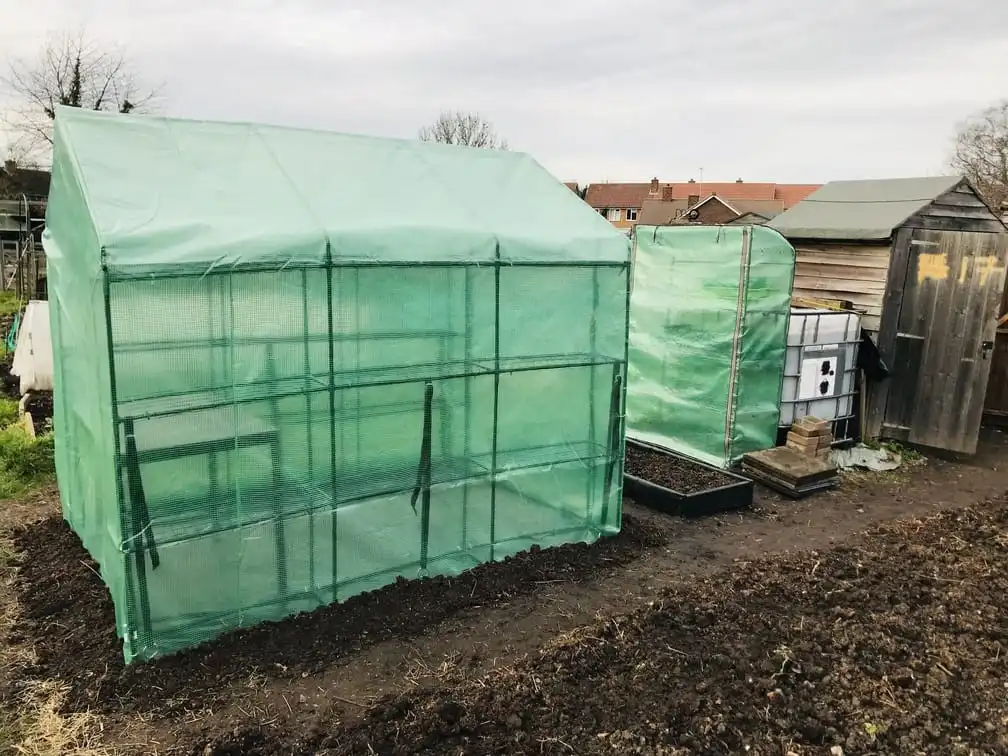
(792, 244), (891, 332)
(907, 183), (1006, 234)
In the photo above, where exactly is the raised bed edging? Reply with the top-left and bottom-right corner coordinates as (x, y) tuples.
(623, 438), (754, 517)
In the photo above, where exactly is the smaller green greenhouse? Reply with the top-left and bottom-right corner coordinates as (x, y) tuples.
(626, 224), (795, 468)
(44, 107), (631, 662)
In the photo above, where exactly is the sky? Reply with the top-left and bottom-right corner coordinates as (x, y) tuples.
(1, 0), (1007, 185)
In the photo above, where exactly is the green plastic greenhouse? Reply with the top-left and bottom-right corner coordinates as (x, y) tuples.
(626, 224), (795, 468)
(44, 107), (631, 662)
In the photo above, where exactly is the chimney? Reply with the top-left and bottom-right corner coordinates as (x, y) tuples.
(688, 178), (695, 184)
(649, 177), (659, 194)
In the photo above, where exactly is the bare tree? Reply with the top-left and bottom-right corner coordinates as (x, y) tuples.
(418, 111), (508, 150)
(3, 30), (158, 159)
(951, 100), (1008, 211)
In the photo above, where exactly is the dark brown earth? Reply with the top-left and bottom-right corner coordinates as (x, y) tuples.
(200, 500), (1008, 755)
(7, 511), (667, 718)
(22, 390), (52, 429)
(625, 442), (738, 493)
(4, 429), (1008, 754)
(0, 354), (18, 400)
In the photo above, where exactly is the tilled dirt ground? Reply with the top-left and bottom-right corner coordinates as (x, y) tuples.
(201, 499), (1008, 755)
(624, 443), (737, 493)
(3, 430), (1008, 754)
(23, 391), (52, 430)
(7, 512), (668, 720)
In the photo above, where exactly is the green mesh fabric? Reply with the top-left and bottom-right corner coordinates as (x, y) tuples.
(45, 108), (631, 662)
(626, 225), (795, 468)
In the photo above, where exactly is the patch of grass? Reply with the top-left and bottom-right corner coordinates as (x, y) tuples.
(0, 399), (54, 500)
(0, 291), (21, 320)
(1, 682), (112, 756)
(0, 399), (19, 429)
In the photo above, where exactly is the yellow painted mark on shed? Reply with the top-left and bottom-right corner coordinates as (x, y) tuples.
(978, 255), (1002, 286)
(959, 258), (969, 284)
(917, 253), (949, 283)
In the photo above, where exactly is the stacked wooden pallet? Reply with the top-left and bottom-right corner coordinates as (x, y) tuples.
(742, 416), (839, 498)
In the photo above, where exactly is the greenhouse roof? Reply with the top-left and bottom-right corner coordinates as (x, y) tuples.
(47, 107), (629, 268)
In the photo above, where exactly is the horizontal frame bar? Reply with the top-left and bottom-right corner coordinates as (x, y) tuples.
(105, 259), (631, 281)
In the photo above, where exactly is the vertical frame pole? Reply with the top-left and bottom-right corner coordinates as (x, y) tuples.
(264, 341), (287, 598)
(326, 247), (338, 601)
(418, 381), (434, 573)
(602, 252), (633, 528)
(102, 261), (147, 656)
(301, 268), (316, 591)
(462, 266), (472, 551)
(489, 244), (501, 561)
(586, 267), (599, 523)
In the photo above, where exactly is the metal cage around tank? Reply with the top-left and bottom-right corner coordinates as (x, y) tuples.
(779, 308), (863, 445)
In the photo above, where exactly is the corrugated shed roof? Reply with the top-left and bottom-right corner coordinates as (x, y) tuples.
(769, 176), (965, 240)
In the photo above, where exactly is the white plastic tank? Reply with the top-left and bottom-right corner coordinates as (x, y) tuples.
(779, 308), (861, 427)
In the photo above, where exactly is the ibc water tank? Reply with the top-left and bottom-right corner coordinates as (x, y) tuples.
(779, 308), (861, 427)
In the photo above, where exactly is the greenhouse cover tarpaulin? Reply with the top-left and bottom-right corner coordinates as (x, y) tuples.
(626, 225), (795, 467)
(45, 107), (631, 662)
(45, 108), (627, 269)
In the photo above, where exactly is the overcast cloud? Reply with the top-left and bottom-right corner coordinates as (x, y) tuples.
(2, 0), (1007, 184)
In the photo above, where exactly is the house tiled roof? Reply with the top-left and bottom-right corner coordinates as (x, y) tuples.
(695, 196), (786, 218)
(638, 199), (689, 225)
(585, 182), (663, 209)
(774, 184), (822, 209)
(586, 179), (820, 212)
(663, 182), (777, 202)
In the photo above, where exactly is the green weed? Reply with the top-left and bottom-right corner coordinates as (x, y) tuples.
(0, 291), (22, 319)
(0, 401), (54, 499)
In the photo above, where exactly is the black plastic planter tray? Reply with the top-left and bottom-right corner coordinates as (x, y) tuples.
(623, 438), (754, 517)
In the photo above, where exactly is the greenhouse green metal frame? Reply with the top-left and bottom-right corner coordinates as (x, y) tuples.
(45, 107), (631, 662)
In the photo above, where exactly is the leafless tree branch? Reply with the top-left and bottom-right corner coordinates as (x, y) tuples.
(418, 111), (509, 150)
(2, 29), (160, 162)
(950, 100), (1008, 211)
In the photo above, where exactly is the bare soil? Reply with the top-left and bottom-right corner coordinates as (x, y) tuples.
(3, 429), (1008, 754)
(0, 355), (18, 400)
(624, 442), (737, 493)
(7, 512), (668, 719)
(203, 499), (1008, 755)
(23, 391), (52, 430)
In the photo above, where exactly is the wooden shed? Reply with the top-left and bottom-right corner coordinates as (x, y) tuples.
(771, 176), (1007, 454)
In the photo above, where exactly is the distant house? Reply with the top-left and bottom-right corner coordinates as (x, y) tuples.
(0, 160), (50, 296)
(584, 178), (665, 230)
(586, 177), (819, 231)
(0, 160), (50, 200)
(771, 175), (1006, 455)
(0, 160), (50, 238)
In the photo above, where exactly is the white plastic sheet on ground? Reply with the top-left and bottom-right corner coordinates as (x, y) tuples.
(11, 300), (53, 394)
(830, 444), (902, 472)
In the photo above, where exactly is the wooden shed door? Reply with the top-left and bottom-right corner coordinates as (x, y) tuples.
(884, 229), (1008, 453)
